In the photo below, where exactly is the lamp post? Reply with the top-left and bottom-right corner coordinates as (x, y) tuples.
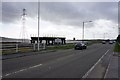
(38, 0), (40, 51)
(103, 33), (109, 40)
(82, 21), (92, 43)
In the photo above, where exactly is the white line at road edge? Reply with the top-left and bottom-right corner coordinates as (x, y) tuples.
(82, 49), (110, 78)
(4, 64), (42, 77)
(103, 53), (112, 78)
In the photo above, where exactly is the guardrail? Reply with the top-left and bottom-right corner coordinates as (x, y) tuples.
(2, 43), (43, 54)
(1, 43), (70, 54)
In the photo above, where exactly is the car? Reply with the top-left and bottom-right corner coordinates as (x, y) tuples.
(113, 41), (116, 43)
(102, 41), (106, 44)
(74, 43), (87, 50)
(109, 41), (113, 44)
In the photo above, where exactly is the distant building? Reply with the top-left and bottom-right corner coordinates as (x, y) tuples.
(31, 37), (66, 45)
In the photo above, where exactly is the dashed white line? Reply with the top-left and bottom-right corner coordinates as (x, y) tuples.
(4, 64), (42, 77)
(82, 49), (110, 78)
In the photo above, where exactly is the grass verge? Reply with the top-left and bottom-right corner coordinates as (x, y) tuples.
(86, 43), (94, 46)
(47, 45), (74, 50)
(47, 43), (95, 50)
(2, 48), (33, 54)
(2, 42), (96, 54)
(114, 42), (120, 52)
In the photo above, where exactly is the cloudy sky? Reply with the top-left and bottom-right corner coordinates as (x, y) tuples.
(1, 0), (119, 40)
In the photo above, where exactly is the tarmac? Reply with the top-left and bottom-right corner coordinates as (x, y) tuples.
(104, 52), (119, 79)
(2, 49), (57, 60)
(2, 46), (120, 79)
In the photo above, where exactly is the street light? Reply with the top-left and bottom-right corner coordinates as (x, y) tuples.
(38, 0), (40, 51)
(82, 21), (92, 43)
(103, 33), (109, 40)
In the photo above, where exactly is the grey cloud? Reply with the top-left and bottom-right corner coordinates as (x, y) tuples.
(40, 2), (117, 27)
(2, 2), (38, 23)
(2, 2), (118, 27)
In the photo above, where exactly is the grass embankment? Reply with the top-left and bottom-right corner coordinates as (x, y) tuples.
(2, 42), (96, 54)
(2, 48), (33, 54)
(114, 42), (120, 52)
(47, 43), (94, 50)
(86, 43), (94, 46)
(47, 45), (74, 50)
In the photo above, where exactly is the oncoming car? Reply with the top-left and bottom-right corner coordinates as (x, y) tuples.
(74, 43), (87, 50)
(109, 41), (113, 44)
(102, 41), (106, 44)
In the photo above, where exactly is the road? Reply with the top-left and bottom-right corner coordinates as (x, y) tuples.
(2, 43), (115, 78)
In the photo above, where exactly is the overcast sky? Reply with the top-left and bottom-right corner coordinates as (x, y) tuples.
(1, 1), (119, 40)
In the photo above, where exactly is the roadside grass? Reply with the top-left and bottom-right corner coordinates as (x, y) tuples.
(47, 45), (74, 50)
(86, 43), (94, 46)
(2, 42), (97, 54)
(2, 48), (33, 54)
(47, 42), (95, 50)
(2, 45), (74, 54)
(114, 42), (120, 52)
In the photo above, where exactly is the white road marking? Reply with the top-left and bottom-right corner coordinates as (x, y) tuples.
(4, 64), (42, 77)
(82, 49), (110, 78)
(104, 53), (112, 78)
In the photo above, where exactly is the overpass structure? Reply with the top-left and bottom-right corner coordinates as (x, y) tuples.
(31, 37), (66, 45)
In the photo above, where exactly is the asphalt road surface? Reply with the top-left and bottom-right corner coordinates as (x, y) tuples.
(2, 43), (115, 78)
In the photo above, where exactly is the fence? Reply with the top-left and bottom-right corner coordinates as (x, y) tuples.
(1, 43), (44, 54)
(1, 41), (84, 54)
(2, 42), (68, 54)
